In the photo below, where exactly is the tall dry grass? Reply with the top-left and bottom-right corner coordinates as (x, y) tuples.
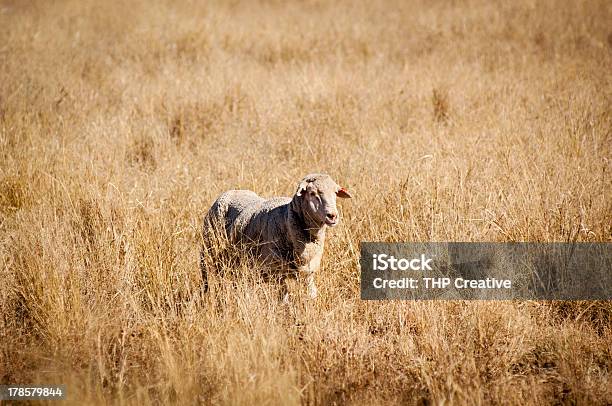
(1, 0), (611, 404)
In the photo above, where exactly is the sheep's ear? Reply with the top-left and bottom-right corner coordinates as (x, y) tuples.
(295, 180), (310, 197)
(336, 187), (352, 198)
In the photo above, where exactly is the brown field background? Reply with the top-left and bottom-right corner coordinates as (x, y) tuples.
(1, 0), (611, 404)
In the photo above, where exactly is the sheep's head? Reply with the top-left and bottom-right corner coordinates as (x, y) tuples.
(294, 173), (352, 227)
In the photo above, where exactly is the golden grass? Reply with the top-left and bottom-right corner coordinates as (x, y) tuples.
(1, 0), (611, 404)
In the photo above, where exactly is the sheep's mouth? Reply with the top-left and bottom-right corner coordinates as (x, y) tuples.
(325, 219), (338, 227)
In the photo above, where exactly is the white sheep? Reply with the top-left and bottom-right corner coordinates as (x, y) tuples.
(200, 173), (352, 300)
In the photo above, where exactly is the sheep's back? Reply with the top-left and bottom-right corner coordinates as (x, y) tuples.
(206, 191), (293, 260)
(236, 197), (291, 239)
(206, 190), (264, 235)
(239, 197), (292, 260)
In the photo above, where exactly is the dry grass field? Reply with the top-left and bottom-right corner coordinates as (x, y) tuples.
(1, 0), (611, 404)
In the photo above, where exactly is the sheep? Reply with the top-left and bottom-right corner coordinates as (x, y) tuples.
(200, 173), (352, 300)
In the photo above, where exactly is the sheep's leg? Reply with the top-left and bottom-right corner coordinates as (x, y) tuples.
(199, 245), (209, 293)
(279, 277), (290, 304)
(299, 250), (322, 299)
(295, 265), (318, 300)
(306, 273), (317, 299)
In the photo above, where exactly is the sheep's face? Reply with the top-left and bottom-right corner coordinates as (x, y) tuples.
(296, 174), (352, 228)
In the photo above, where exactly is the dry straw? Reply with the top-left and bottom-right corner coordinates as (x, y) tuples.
(1, 0), (610, 404)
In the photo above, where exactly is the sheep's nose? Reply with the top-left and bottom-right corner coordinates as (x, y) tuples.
(326, 212), (337, 221)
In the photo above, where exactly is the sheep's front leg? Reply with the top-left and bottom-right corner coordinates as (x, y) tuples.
(280, 277), (290, 304)
(296, 246), (322, 299)
(298, 267), (318, 299)
(306, 273), (317, 299)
